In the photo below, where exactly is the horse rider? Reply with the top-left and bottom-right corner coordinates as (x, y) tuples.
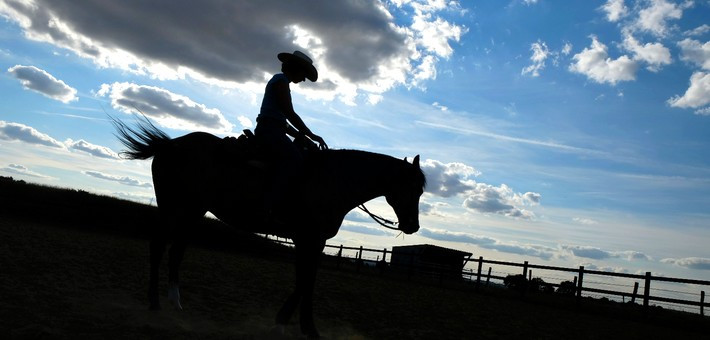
(255, 50), (328, 221)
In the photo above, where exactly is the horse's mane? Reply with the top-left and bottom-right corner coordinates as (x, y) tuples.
(311, 149), (426, 191)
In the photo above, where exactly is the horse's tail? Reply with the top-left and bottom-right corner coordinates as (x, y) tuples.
(111, 115), (171, 160)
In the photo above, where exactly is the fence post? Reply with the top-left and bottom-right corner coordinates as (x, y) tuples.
(700, 291), (705, 316)
(576, 266), (585, 301)
(631, 282), (639, 304)
(521, 261), (529, 297)
(382, 248), (388, 262)
(529, 270), (532, 281)
(476, 256), (483, 289)
(643, 271), (651, 310)
(486, 267), (492, 287)
(356, 246), (363, 273)
(336, 244), (343, 269)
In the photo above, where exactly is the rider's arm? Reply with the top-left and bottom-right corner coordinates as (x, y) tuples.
(274, 81), (328, 149)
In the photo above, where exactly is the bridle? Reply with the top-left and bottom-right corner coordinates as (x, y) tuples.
(357, 204), (400, 231)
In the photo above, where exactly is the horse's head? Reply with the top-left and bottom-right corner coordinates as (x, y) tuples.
(386, 155), (426, 235)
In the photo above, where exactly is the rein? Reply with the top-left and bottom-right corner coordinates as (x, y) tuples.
(357, 204), (400, 231)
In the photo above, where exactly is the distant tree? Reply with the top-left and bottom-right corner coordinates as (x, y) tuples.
(531, 277), (554, 294)
(556, 280), (576, 296)
(503, 274), (528, 292)
(504, 275), (555, 293)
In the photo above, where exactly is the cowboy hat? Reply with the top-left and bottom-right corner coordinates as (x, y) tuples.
(278, 50), (318, 82)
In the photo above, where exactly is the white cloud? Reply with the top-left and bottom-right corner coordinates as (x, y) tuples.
(410, 13), (466, 58)
(561, 42), (573, 56)
(432, 101), (448, 111)
(0, 0), (465, 103)
(411, 55), (438, 88)
(419, 158), (544, 219)
(634, 0), (692, 37)
(684, 24), (710, 37)
(97, 82), (234, 133)
(573, 217), (598, 225)
(569, 36), (637, 85)
(523, 0), (539, 5)
(661, 257), (710, 270)
(420, 159), (479, 197)
(521, 40), (550, 77)
(0, 120), (65, 148)
(341, 223), (395, 237)
(667, 71), (710, 111)
(621, 33), (671, 72)
(677, 38), (710, 70)
(83, 170), (152, 188)
(65, 139), (120, 159)
(463, 183), (539, 220)
(7, 65), (77, 103)
(600, 0), (629, 22)
(236, 116), (253, 129)
(1, 164), (53, 179)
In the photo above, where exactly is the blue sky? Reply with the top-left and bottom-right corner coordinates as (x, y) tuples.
(1, 0), (710, 288)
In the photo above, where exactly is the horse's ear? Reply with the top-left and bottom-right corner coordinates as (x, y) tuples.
(404, 157), (408, 162)
(413, 155), (420, 167)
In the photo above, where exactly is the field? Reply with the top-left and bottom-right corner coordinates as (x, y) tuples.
(1, 177), (708, 339)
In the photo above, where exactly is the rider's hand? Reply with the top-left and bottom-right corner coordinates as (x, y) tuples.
(311, 134), (328, 150)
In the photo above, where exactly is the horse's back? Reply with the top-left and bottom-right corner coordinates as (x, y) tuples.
(151, 132), (227, 210)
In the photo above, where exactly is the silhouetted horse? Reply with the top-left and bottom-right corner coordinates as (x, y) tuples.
(113, 118), (425, 337)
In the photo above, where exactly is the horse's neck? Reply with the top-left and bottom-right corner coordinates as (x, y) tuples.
(316, 150), (399, 209)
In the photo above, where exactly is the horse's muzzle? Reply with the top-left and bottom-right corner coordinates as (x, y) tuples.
(400, 222), (420, 235)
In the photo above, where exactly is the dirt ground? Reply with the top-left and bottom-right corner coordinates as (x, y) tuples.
(1, 216), (708, 339)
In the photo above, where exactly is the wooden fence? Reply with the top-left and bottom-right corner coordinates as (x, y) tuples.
(267, 237), (709, 316)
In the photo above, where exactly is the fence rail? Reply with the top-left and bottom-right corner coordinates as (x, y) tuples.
(265, 237), (709, 316)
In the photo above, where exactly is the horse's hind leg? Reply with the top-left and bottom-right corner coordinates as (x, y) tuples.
(167, 237), (187, 310)
(148, 235), (166, 310)
(165, 212), (203, 310)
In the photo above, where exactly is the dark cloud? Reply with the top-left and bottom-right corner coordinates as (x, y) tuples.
(7, 65), (77, 103)
(1, 0), (467, 101)
(563, 245), (611, 260)
(563, 245), (651, 261)
(98, 82), (233, 132)
(0, 120), (65, 148)
(463, 183), (537, 220)
(418, 228), (496, 245)
(419, 228), (554, 260)
(1, 1), (409, 83)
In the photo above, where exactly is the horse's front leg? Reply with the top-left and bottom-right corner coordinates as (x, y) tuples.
(275, 238), (325, 338)
(298, 238), (326, 338)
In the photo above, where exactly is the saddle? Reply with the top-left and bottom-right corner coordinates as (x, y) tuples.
(219, 129), (319, 168)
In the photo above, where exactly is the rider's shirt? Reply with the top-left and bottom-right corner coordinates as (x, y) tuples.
(258, 73), (291, 127)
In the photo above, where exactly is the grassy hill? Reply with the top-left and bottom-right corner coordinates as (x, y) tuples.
(1, 177), (708, 339)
